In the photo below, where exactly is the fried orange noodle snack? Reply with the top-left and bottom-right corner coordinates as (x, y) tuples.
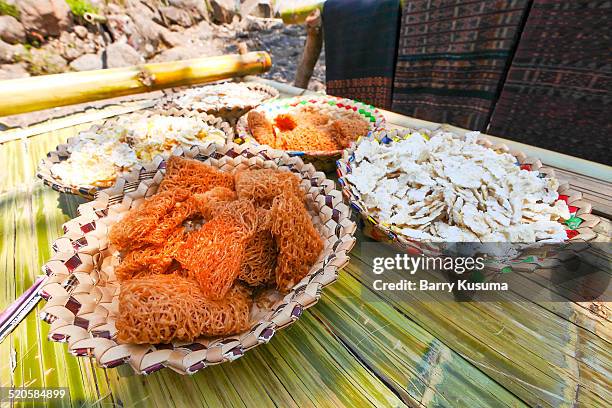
(247, 111), (276, 147)
(114, 227), (187, 282)
(270, 191), (323, 292)
(239, 208), (277, 287)
(194, 186), (237, 220)
(176, 200), (258, 300)
(116, 274), (252, 344)
(235, 169), (304, 207)
(159, 156), (234, 194)
(109, 188), (194, 251)
(330, 115), (371, 149)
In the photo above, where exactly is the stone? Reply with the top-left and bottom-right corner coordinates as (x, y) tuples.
(192, 20), (213, 40)
(160, 30), (186, 47)
(104, 42), (144, 68)
(106, 14), (135, 43)
(69, 53), (102, 71)
(0, 63), (30, 80)
(150, 44), (222, 63)
(210, 0), (238, 24)
(0, 39), (24, 64)
(57, 31), (96, 61)
(241, 0), (272, 19)
(26, 47), (69, 74)
(168, 0), (208, 21)
(125, 0), (161, 24)
(129, 14), (170, 57)
(73, 25), (88, 39)
(160, 6), (193, 28)
(0, 16), (26, 44)
(17, 0), (72, 37)
(106, 3), (123, 14)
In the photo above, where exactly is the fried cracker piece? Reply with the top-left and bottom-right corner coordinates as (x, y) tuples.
(239, 208), (277, 286)
(109, 188), (193, 251)
(176, 200), (258, 300)
(194, 186), (237, 220)
(235, 168), (304, 208)
(247, 110), (276, 147)
(159, 156), (234, 194)
(330, 115), (370, 149)
(114, 228), (187, 282)
(117, 274), (252, 344)
(270, 191), (323, 292)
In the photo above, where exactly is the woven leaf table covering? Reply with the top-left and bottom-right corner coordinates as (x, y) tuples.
(0, 79), (610, 408)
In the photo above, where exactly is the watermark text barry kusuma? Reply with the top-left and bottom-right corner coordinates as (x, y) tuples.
(372, 279), (508, 292)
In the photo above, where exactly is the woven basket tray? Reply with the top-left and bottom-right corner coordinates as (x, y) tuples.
(36, 108), (234, 200)
(39, 142), (356, 375)
(161, 82), (280, 125)
(235, 95), (385, 172)
(337, 128), (600, 266)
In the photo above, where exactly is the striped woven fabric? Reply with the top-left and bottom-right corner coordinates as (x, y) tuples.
(488, 0), (612, 165)
(323, 0), (401, 109)
(391, 0), (530, 130)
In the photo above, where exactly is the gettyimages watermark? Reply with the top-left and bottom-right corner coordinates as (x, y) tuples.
(360, 241), (611, 303)
(371, 253), (507, 293)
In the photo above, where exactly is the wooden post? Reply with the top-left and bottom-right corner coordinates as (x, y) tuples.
(0, 52), (272, 117)
(294, 9), (323, 90)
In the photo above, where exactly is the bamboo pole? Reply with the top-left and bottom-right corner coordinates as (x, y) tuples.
(0, 52), (272, 117)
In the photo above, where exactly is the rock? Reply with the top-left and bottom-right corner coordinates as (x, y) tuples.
(125, 0), (162, 25)
(106, 14), (135, 43)
(73, 25), (88, 39)
(26, 47), (69, 74)
(241, 0), (272, 19)
(0, 39), (24, 64)
(168, 0), (208, 21)
(0, 16), (26, 44)
(17, 0), (72, 37)
(160, 30), (185, 47)
(69, 53), (102, 71)
(57, 31), (96, 61)
(160, 6), (193, 28)
(0, 63), (30, 80)
(104, 42), (144, 68)
(129, 14), (170, 57)
(150, 44), (223, 63)
(106, 3), (123, 15)
(210, 0), (238, 24)
(241, 16), (281, 33)
(192, 20), (213, 40)
(282, 25), (302, 37)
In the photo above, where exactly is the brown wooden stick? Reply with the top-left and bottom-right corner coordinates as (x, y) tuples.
(294, 9), (323, 90)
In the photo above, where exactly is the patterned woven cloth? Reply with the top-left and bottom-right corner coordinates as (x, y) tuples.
(392, 0), (530, 130)
(323, 0), (401, 109)
(488, 0), (612, 165)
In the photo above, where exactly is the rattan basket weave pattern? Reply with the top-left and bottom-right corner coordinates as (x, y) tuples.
(36, 108), (234, 199)
(39, 142), (356, 375)
(161, 82), (280, 125)
(337, 128), (600, 262)
(235, 95), (386, 172)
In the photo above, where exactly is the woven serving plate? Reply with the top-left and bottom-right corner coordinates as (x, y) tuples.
(161, 82), (280, 125)
(235, 95), (385, 172)
(337, 128), (600, 267)
(36, 108), (234, 200)
(39, 142), (356, 375)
